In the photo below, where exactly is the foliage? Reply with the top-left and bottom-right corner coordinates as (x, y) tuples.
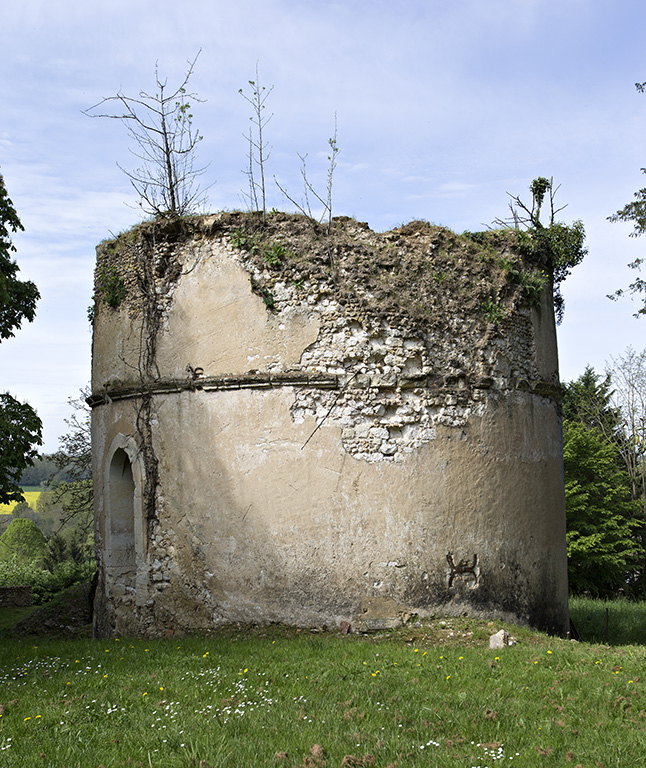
(606, 347), (646, 504)
(563, 419), (641, 596)
(605, 348), (646, 593)
(0, 493), (61, 540)
(0, 175), (42, 506)
(46, 390), (93, 536)
(607, 82), (646, 315)
(0, 518), (46, 564)
(479, 297), (505, 324)
(0, 174), (40, 340)
(95, 263), (126, 309)
(263, 242), (286, 268)
(2, 619), (646, 766)
(0, 393), (42, 504)
(562, 365), (621, 437)
(85, 53), (207, 218)
(43, 531), (67, 572)
(0, 554), (94, 604)
(495, 177), (587, 322)
(19, 455), (67, 487)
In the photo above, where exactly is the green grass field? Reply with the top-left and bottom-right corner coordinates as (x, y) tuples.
(0, 610), (645, 767)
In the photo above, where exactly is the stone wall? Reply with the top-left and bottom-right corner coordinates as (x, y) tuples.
(0, 585), (33, 608)
(89, 213), (569, 638)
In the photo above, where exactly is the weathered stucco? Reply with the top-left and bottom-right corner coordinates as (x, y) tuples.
(90, 213), (569, 637)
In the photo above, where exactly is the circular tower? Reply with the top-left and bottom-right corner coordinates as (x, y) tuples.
(89, 213), (569, 637)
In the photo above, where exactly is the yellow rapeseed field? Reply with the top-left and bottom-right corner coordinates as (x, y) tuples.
(0, 491), (42, 515)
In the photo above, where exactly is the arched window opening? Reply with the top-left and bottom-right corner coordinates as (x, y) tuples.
(108, 448), (136, 575)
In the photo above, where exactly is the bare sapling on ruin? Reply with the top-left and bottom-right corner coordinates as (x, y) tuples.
(239, 62), (273, 220)
(85, 52), (208, 218)
(274, 114), (340, 234)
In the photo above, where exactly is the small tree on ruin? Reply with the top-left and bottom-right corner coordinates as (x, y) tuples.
(85, 52), (208, 218)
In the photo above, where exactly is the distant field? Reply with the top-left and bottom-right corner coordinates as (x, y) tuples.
(0, 490), (43, 515)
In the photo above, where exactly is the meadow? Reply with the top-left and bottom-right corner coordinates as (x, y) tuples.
(0, 609), (645, 768)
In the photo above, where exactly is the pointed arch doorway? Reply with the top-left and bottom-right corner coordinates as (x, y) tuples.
(103, 434), (146, 604)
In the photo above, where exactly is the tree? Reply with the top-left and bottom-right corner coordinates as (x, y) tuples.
(0, 394), (43, 504)
(495, 177), (587, 322)
(274, 115), (340, 234)
(563, 420), (641, 596)
(0, 518), (46, 564)
(606, 348), (646, 483)
(563, 363), (646, 595)
(239, 62), (274, 219)
(1, 175), (39, 340)
(605, 348), (646, 567)
(562, 366), (623, 441)
(608, 81), (646, 315)
(0, 173), (42, 504)
(85, 52), (208, 218)
(46, 390), (93, 536)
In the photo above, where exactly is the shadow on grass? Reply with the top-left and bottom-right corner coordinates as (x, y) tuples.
(0, 605), (36, 631)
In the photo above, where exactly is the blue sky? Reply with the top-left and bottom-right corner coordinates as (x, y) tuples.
(1, 0), (645, 452)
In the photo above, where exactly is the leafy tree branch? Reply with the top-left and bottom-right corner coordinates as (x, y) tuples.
(495, 176), (586, 322)
(0, 173), (42, 504)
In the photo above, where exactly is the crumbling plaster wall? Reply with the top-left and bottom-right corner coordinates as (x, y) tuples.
(91, 215), (569, 637)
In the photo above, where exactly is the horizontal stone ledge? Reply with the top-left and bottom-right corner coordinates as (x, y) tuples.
(87, 372), (562, 408)
(87, 373), (341, 407)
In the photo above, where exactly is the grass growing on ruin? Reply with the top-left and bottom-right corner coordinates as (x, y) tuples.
(1, 616), (646, 767)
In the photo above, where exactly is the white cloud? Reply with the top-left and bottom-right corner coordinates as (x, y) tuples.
(1, 0), (646, 450)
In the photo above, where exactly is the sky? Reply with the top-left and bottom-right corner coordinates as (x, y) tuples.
(1, 0), (645, 453)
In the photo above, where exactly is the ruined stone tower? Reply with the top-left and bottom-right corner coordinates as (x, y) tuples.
(89, 213), (569, 637)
